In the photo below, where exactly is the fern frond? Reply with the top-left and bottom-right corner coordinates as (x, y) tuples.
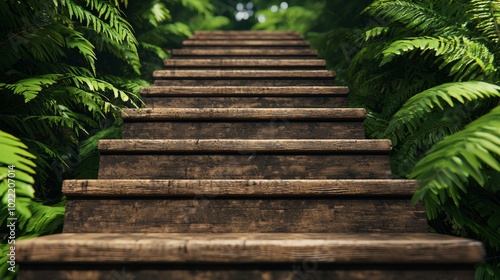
(386, 81), (500, 141)
(381, 36), (497, 80)
(0, 131), (36, 219)
(365, 0), (466, 36)
(469, 0), (500, 44)
(364, 27), (390, 41)
(411, 105), (500, 213)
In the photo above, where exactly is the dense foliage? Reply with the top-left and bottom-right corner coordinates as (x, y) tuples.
(0, 0), (226, 278)
(334, 1), (500, 278)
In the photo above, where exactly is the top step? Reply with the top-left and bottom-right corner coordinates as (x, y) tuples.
(190, 31), (303, 40)
(194, 31), (301, 35)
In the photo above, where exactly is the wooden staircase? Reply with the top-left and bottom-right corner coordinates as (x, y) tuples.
(17, 30), (483, 279)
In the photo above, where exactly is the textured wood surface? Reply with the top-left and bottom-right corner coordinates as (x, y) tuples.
(62, 179), (419, 197)
(183, 40), (310, 47)
(122, 108), (365, 120)
(189, 34), (303, 40)
(97, 139), (391, 153)
(153, 70), (335, 78)
(172, 49), (318, 56)
(194, 31), (301, 35)
(122, 121), (365, 139)
(140, 86), (349, 96)
(16, 264), (477, 280)
(17, 233), (484, 263)
(164, 59), (326, 68)
(142, 96), (349, 108)
(153, 79), (335, 86)
(98, 154), (392, 179)
(63, 198), (427, 233)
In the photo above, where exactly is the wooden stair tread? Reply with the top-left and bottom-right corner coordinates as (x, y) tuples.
(189, 35), (303, 40)
(153, 70), (334, 79)
(17, 233), (484, 263)
(172, 49), (318, 56)
(122, 108), (364, 120)
(183, 40), (309, 46)
(63, 179), (418, 197)
(164, 59), (326, 67)
(98, 139), (391, 153)
(140, 86), (348, 96)
(194, 31), (301, 35)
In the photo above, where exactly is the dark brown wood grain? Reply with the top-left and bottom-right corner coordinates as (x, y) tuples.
(183, 40), (309, 46)
(121, 108), (365, 120)
(97, 139), (391, 153)
(17, 233), (484, 263)
(172, 49), (318, 56)
(153, 70), (335, 78)
(62, 179), (420, 197)
(142, 96), (349, 108)
(153, 79), (336, 86)
(140, 86), (349, 96)
(122, 121), (365, 139)
(164, 59), (326, 68)
(16, 264), (477, 280)
(189, 35), (304, 40)
(98, 154), (392, 179)
(63, 198), (427, 233)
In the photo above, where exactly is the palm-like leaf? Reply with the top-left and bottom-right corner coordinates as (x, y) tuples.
(386, 81), (500, 143)
(411, 105), (500, 211)
(381, 36), (497, 80)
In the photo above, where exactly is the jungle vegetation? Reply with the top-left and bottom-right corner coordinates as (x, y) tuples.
(1, 0), (499, 279)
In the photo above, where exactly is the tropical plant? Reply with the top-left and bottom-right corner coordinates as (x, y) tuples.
(343, 0), (500, 278)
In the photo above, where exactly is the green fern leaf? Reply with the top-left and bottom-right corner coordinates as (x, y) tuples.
(386, 81), (500, 140)
(411, 105), (500, 210)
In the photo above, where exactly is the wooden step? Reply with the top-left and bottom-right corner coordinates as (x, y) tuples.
(123, 108), (364, 120)
(153, 69), (335, 86)
(17, 233), (483, 279)
(182, 40), (309, 48)
(62, 179), (420, 197)
(61, 179), (426, 233)
(121, 108), (365, 139)
(189, 34), (303, 40)
(97, 139), (392, 179)
(140, 86), (349, 108)
(164, 59), (326, 69)
(194, 31), (301, 36)
(171, 49), (318, 59)
(98, 139), (391, 153)
(153, 70), (334, 79)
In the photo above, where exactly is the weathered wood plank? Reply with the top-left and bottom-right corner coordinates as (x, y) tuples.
(62, 179), (419, 197)
(16, 264), (477, 280)
(17, 233), (485, 263)
(194, 31), (301, 35)
(97, 139), (391, 153)
(63, 199), (427, 233)
(189, 34), (303, 40)
(122, 121), (365, 139)
(183, 40), (310, 47)
(142, 96), (349, 108)
(139, 86), (349, 96)
(98, 154), (392, 179)
(153, 79), (335, 86)
(122, 108), (364, 120)
(172, 49), (318, 56)
(163, 59), (326, 68)
(153, 70), (335, 79)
